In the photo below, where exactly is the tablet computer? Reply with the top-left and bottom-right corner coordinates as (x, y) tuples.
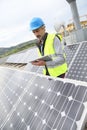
(30, 55), (52, 62)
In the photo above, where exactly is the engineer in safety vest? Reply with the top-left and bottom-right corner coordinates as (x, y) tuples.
(29, 17), (68, 78)
(54, 22), (67, 45)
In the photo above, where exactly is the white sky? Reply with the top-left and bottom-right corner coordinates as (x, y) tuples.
(0, 0), (87, 47)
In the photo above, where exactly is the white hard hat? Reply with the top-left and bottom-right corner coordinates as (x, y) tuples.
(54, 21), (65, 32)
(54, 22), (61, 32)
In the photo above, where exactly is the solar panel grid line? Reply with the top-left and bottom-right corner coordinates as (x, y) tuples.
(45, 82), (66, 129)
(1, 74), (54, 129)
(7, 77), (86, 129)
(65, 41), (87, 82)
(66, 42), (82, 73)
(0, 77), (17, 127)
(37, 98), (57, 129)
(26, 76), (55, 115)
(64, 43), (80, 66)
(0, 68), (18, 96)
(65, 96), (84, 130)
(24, 94), (56, 128)
(1, 71), (35, 121)
(0, 94), (84, 129)
(44, 83), (85, 130)
(2, 81), (20, 105)
(53, 78), (87, 129)
(0, 69), (18, 128)
(19, 97), (41, 129)
(0, 70), (25, 93)
(13, 109), (28, 130)
(52, 83), (77, 130)
(0, 67), (87, 130)
(0, 69), (37, 129)
(21, 98), (52, 130)
(1, 82), (33, 129)
(0, 67), (15, 78)
(56, 102), (85, 129)
(1, 75), (51, 129)
(0, 81), (8, 93)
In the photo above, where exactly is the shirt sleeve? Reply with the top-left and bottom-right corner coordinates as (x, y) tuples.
(46, 36), (65, 67)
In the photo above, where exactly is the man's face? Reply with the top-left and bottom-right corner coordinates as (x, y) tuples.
(32, 26), (45, 40)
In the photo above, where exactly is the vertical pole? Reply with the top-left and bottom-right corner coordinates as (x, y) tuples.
(66, 0), (81, 30)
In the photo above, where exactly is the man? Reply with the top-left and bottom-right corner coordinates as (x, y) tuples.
(29, 17), (68, 78)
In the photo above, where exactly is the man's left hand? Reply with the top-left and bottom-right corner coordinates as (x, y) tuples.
(31, 60), (46, 66)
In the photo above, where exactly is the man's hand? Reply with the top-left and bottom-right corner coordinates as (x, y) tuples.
(31, 60), (46, 66)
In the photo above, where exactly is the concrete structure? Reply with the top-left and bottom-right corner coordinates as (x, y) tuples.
(66, 0), (81, 30)
(66, 0), (86, 42)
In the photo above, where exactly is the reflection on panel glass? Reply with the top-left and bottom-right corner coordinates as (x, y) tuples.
(6, 47), (39, 64)
(0, 67), (35, 128)
(1, 72), (87, 130)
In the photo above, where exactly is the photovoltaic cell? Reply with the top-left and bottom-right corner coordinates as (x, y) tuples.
(66, 42), (87, 82)
(64, 43), (80, 66)
(0, 67), (34, 129)
(24, 63), (43, 74)
(0, 67), (87, 130)
(6, 47), (39, 64)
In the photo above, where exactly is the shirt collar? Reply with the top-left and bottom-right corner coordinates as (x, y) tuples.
(36, 32), (48, 47)
(41, 32), (48, 42)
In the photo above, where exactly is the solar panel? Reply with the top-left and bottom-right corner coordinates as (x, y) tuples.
(66, 42), (87, 82)
(0, 67), (34, 128)
(24, 63), (43, 74)
(0, 67), (87, 130)
(6, 47), (39, 64)
(64, 43), (80, 66)
(0, 67), (16, 88)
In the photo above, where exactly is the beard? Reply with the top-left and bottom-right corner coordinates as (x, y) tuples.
(36, 35), (41, 39)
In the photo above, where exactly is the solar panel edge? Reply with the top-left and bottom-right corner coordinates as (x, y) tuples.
(0, 67), (87, 130)
(64, 78), (87, 87)
(0, 66), (87, 88)
(76, 107), (87, 130)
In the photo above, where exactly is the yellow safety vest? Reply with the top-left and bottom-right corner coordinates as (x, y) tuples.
(38, 34), (68, 77)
